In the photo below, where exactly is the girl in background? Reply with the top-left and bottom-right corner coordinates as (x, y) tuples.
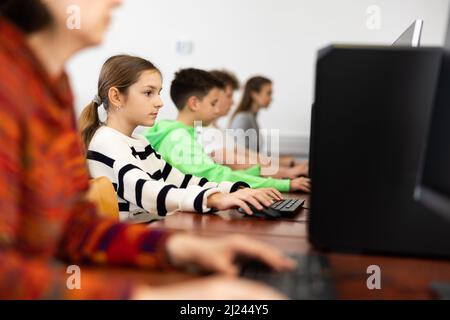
(207, 71), (309, 179)
(229, 76), (273, 153)
(229, 76), (308, 170)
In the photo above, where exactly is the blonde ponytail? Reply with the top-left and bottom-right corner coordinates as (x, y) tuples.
(79, 101), (102, 150)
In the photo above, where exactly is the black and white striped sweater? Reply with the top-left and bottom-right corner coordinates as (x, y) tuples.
(87, 126), (248, 223)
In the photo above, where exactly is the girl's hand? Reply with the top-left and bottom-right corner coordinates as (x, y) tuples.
(166, 234), (296, 276)
(207, 188), (283, 215)
(290, 177), (311, 193)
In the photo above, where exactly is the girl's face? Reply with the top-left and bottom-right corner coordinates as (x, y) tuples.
(252, 83), (273, 110)
(44, 0), (122, 46)
(119, 70), (164, 128)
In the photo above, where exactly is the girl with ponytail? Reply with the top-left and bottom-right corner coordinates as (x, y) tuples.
(229, 76), (307, 168)
(229, 76), (273, 153)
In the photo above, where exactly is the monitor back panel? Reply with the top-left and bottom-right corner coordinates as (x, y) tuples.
(309, 46), (450, 258)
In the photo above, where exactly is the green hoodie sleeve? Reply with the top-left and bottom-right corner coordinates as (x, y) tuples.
(238, 165), (261, 176)
(155, 128), (291, 192)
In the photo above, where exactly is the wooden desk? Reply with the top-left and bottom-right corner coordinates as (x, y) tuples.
(151, 194), (308, 233)
(91, 193), (450, 299)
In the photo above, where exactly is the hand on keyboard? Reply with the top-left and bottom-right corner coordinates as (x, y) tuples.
(166, 234), (297, 276)
(208, 187), (283, 216)
(238, 199), (305, 219)
(290, 177), (311, 193)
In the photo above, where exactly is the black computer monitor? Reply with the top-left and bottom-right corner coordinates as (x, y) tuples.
(415, 16), (450, 220)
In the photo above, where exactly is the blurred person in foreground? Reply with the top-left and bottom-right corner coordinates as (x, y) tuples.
(0, 0), (295, 300)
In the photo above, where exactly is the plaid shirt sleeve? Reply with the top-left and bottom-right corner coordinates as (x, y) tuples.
(0, 58), (176, 300)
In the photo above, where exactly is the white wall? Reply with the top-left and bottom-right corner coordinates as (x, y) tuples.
(68, 0), (450, 153)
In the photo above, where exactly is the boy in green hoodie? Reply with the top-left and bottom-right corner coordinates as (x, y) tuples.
(144, 68), (310, 193)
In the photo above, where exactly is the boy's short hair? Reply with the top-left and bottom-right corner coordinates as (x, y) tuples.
(170, 68), (226, 110)
(210, 70), (240, 91)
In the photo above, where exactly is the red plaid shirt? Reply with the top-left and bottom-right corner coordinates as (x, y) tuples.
(0, 18), (173, 300)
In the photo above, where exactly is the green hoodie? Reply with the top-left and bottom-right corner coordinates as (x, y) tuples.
(145, 120), (291, 192)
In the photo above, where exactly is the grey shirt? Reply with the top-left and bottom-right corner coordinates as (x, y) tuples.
(229, 111), (263, 152)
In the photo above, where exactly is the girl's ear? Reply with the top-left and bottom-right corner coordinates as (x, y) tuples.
(186, 96), (199, 112)
(108, 87), (123, 109)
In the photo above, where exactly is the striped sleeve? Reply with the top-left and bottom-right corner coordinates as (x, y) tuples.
(88, 149), (220, 216)
(167, 166), (250, 194)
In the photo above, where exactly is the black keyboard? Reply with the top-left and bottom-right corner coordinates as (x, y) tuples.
(270, 199), (304, 213)
(238, 198), (305, 219)
(239, 254), (336, 300)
